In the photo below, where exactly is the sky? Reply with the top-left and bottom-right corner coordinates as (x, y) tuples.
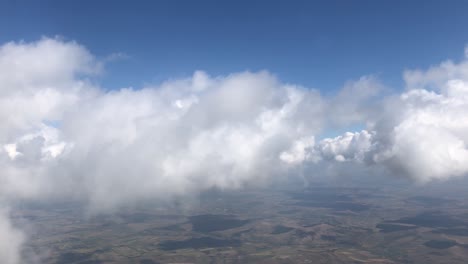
(2, 0), (468, 91)
(2, 2), (468, 263)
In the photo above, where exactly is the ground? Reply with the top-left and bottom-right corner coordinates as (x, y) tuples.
(14, 178), (468, 264)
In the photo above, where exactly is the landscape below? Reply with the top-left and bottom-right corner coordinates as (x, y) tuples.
(15, 179), (468, 264)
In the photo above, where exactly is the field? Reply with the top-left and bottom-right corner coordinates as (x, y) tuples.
(14, 178), (468, 264)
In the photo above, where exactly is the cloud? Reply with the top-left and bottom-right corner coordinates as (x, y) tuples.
(0, 37), (99, 89)
(297, 54), (468, 183)
(279, 130), (374, 164)
(280, 136), (316, 164)
(369, 79), (468, 182)
(0, 210), (24, 264)
(403, 51), (468, 91)
(316, 130), (374, 162)
(0, 39), (328, 214)
(2, 37), (468, 263)
(328, 76), (384, 126)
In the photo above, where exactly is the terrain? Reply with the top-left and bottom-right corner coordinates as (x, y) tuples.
(13, 178), (468, 264)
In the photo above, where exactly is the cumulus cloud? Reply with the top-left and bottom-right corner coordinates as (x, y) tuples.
(279, 130), (374, 164)
(291, 53), (468, 183)
(369, 79), (468, 182)
(403, 49), (468, 91)
(2, 37), (468, 263)
(316, 130), (374, 162)
(0, 38), (328, 213)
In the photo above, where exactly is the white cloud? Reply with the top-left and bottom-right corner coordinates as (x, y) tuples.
(328, 75), (384, 126)
(317, 130), (374, 162)
(0, 210), (24, 264)
(0, 39), (327, 214)
(0, 37), (99, 90)
(369, 79), (468, 182)
(403, 54), (468, 91)
(280, 136), (316, 164)
(310, 57), (468, 182)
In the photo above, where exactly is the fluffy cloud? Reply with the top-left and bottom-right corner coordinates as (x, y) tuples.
(301, 53), (468, 182)
(1, 37), (468, 203)
(369, 79), (468, 182)
(0, 210), (24, 264)
(55, 71), (325, 211)
(0, 39), (328, 213)
(279, 130), (374, 164)
(316, 130), (374, 162)
(328, 76), (384, 126)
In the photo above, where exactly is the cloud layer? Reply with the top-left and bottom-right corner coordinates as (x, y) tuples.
(1, 38), (468, 263)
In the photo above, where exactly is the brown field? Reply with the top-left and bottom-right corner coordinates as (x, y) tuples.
(14, 179), (468, 264)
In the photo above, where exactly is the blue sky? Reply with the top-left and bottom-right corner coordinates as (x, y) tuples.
(2, 0), (468, 91)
